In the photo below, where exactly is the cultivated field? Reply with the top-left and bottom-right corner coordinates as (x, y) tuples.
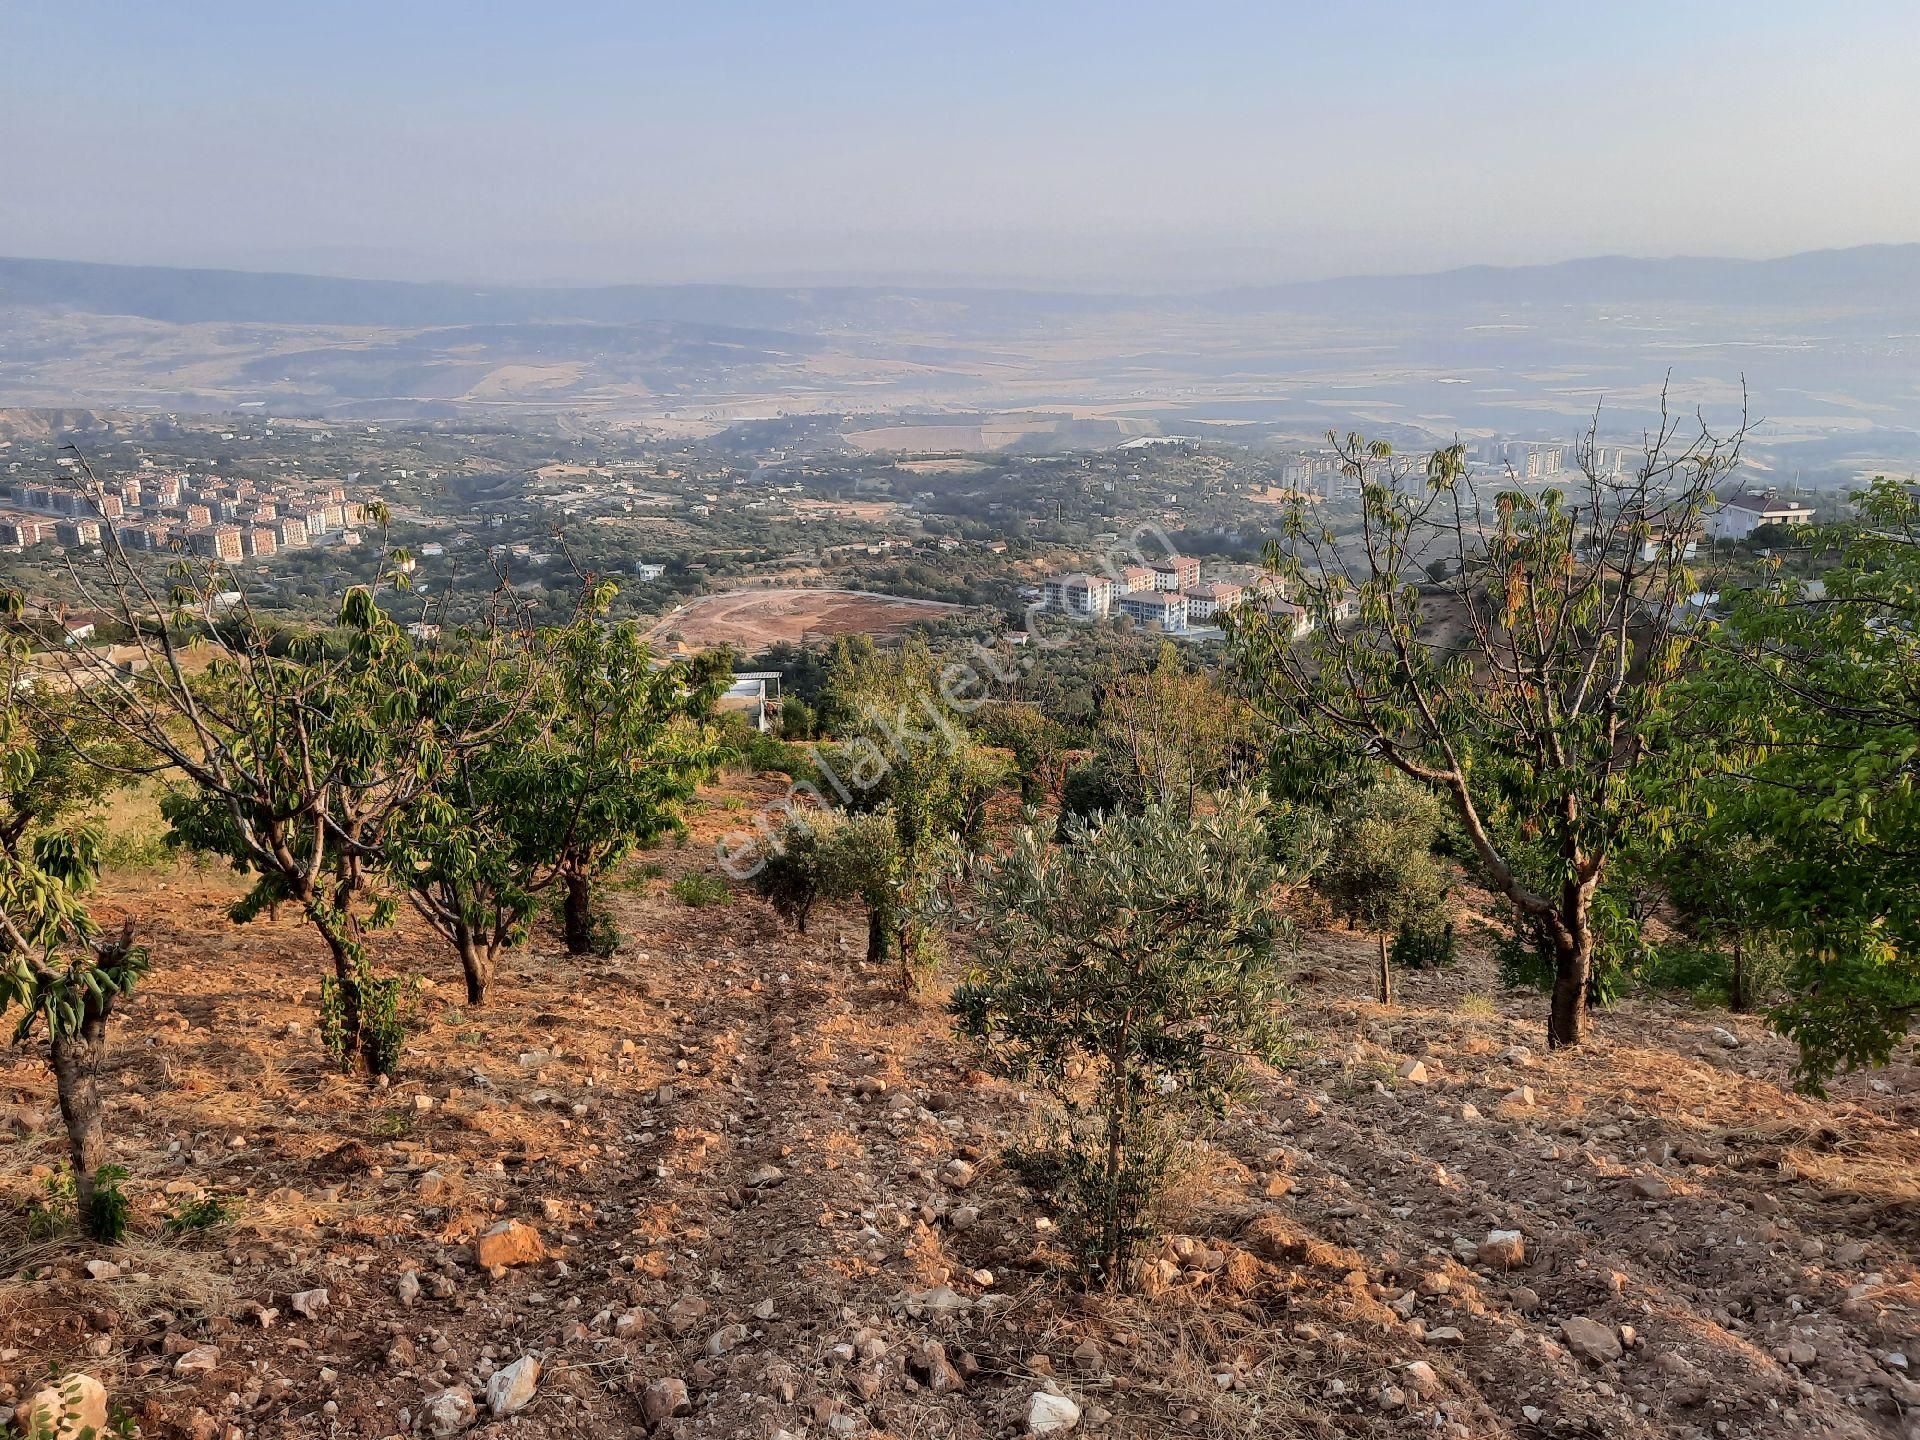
(3, 773), (1915, 1439)
(643, 588), (964, 649)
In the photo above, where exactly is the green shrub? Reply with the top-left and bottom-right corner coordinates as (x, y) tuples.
(321, 968), (418, 1077)
(166, 1193), (240, 1233)
(27, 1167), (76, 1241)
(97, 826), (176, 871)
(87, 1164), (131, 1243)
(670, 872), (731, 907)
(1390, 918), (1456, 970)
(588, 908), (622, 956)
(1638, 939), (1787, 1011)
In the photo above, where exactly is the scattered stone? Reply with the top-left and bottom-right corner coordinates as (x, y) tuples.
(1710, 1027), (1742, 1049)
(1479, 1229), (1526, 1269)
(83, 1260), (121, 1282)
(1504, 1086), (1536, 1108)
(910, 1341), (966, 1394)
(665, 1296), (710, 1333)
(1403, 1360), (1440, 1398)
(949, 1205), (980, 1231)
(486, 1355), (541, 1417)
(1027, 1389), (1082, 1435)
(474, 1219), (545, 1269)
(1629, 1174), (1672, 1201)
(707, 1323), (750, 1357)
(1560, 1317), (1623, 1365)
(642, 1378), (691, 1426)
(173, 1343), (220, 1375)
(906, 1285), (971, 1318)
(1397, 1059), (1430, 1085)
(746, 1164), (785, 1188)
(1426, 1326), (1465, 1346)
(943, 1158), (976, 1188)
(22, 1373), (108, 1440)
(423, 1386), (478, 1436)
(397, 1270), (422, 1307)
(290, 1286), (329, 1319)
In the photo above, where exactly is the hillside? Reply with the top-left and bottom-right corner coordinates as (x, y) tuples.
(3, 773), (1916, 1440)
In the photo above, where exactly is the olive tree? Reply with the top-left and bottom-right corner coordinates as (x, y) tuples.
(816, 638), (1006, 991)
(751, 807), (899, 960)
(951, 791), (1293, 1289)
(1314, 773), (1450, 1004)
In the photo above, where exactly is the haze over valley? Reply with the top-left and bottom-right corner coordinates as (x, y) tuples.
(7, 244), (1919, 488)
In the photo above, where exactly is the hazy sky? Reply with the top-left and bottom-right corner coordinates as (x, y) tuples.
(7, 1), (1920, 289)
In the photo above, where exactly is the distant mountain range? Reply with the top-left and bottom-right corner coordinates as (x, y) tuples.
(5, 244), (1919, 332)
(3, 247), (1917, 460)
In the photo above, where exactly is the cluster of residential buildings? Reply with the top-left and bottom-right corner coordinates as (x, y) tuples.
(1039, 553), (1313, 636)
(0, 472), (368, 560)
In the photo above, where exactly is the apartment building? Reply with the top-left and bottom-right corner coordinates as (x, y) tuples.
(1043, 572), (1114, 618)
(1183, 581), (1244, 621)
(1150, 555), (1201, 591)
(186, 525), (246, 562)
(1118, 589), (1188, 631)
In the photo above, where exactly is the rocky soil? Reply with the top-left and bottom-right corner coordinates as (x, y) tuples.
(3, 775), (1917, 1440)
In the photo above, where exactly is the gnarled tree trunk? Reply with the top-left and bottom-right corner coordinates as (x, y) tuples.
(51, 998), (111, 1238)
(1548, 929), (1592, 1049)
(456, 924), (495, 1006)
(563, 871), (593, 956)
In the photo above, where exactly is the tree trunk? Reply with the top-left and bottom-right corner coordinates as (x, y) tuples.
(1377, 932), (1394, 1007)
(321, 926), (365, 1066)
(1548, 930), (1590, 1049)
(563, 871), (593, 956)
(50, 1002), (110, 1238)
(457, 927), (494, 1006)
(895, 919), (916, 994)
(865, 905), (886, 966)
(1102, 1073), (1127, 1290)
(1730, 933), (1750, 1013)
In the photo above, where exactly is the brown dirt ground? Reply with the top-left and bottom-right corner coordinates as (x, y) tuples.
(643, 590), (964, 650)
(2, 773), (1917, 1440)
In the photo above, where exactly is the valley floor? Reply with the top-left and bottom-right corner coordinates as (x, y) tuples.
(3, 775), (1917, 1440)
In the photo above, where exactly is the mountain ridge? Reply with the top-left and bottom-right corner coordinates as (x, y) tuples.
(5, 243), (1919, 332)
